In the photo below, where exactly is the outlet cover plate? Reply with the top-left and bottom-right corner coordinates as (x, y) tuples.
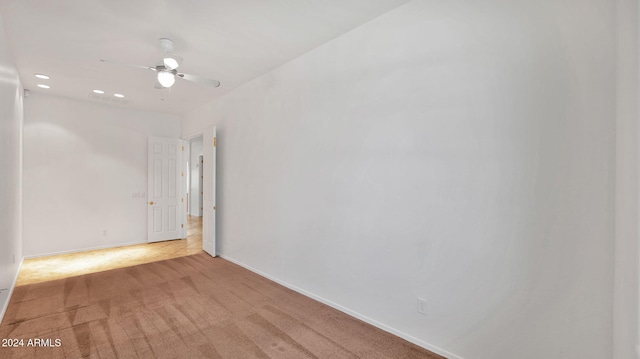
(417, 298), (427, 315)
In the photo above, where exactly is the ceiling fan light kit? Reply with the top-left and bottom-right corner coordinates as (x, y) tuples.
(100, 38), (220, 90)
(162, 54), (182, 70)
(157, 70), (176, 88)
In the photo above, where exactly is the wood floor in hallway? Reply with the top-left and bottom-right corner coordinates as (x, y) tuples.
(16, 216), (204, 286)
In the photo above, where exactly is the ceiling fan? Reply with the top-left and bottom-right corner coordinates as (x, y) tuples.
(100, 38), (220, 89)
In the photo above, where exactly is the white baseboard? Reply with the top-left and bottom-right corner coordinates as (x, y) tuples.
(0, 256), (24, 325)
(24, 240), (147, 259)
(219, 254), (463, 359)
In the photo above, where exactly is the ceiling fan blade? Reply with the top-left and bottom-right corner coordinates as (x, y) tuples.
(177, 73), (220, 87)
(100, 59), (156, 72)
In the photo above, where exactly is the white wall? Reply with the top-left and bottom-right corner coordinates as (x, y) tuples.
(23, 94), (181, 257)
(0, 12), (23, 322)
(614, 0), (640, 358)
(183, 1), (616, 358)
(189, 136), (203, 216)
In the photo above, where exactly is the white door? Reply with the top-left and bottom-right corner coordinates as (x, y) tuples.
(148, 137), (185, 242)
(202, 127), (217, 256)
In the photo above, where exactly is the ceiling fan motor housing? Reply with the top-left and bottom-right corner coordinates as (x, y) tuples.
(159, 38), (175, 53)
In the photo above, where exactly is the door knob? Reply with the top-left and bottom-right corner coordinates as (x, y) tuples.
(149, 201), (154, 205)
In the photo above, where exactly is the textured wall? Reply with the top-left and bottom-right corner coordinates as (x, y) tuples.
(184, 1), (617, 357)
(614, 0), (640, 358)
(23, 93), (181, 257)
(0, 12), (23, 322)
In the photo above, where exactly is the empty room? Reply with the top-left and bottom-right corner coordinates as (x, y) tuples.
(0, 0), (638, 358)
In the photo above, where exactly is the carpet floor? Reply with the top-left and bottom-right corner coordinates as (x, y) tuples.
(0, 253), (443, 358)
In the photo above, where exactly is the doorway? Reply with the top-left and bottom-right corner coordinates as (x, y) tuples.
(184, 126), (216, 257)
(187, 135), (204, 244)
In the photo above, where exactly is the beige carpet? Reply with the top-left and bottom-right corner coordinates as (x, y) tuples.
(0, 253), (443, 358)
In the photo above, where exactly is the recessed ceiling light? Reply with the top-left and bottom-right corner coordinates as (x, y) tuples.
(34, 74), (50, 80)
(37, 84), (50, 89)
(114, 93), (125, 98)
(93, 90), (104, 94)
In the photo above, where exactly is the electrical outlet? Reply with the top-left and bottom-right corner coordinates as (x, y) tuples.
(12, 254), (15, 264)
(417, 298), (428, 315)
(103, 229), (108, 236)
(132, 192), (146, 198)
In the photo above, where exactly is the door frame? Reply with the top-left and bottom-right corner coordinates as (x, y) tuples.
(198, 154), (204, 216)
(183, 129), (216, 255)
(184, 132), (202, 221)
(185, 136), (204, 218)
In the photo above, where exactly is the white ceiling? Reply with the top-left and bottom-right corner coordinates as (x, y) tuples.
(0, 0), (408, 115)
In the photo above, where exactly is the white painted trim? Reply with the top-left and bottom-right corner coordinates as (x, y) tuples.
(182, 130), (205, 141)
(220, 254), (463, 359)
(0, 256), (24, 324)
(24, 240), (147, 259)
